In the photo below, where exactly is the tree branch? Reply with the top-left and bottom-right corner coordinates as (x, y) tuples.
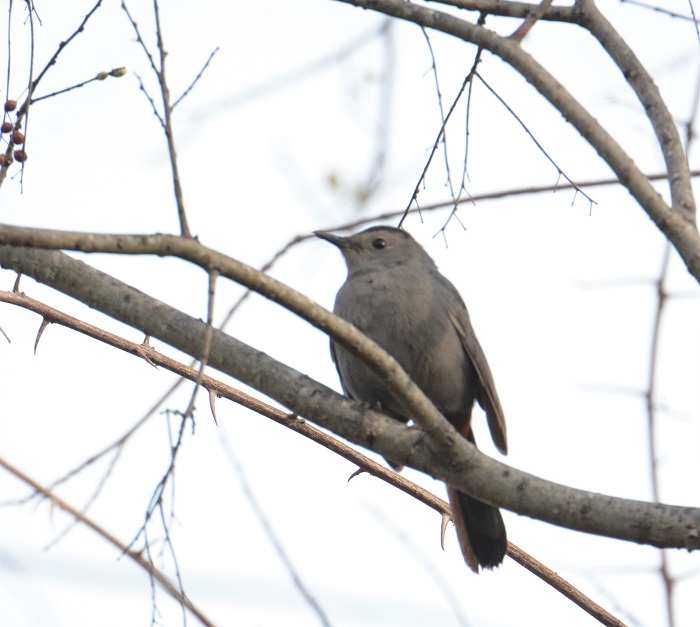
(1, 241), (699, 551)
(0, 456), (215, 627)
(332, 0), (700, 281)
(0, 225), (456, 453)
(575, 0), (696, 222)
(0, 288), (627, 625)
(425, 0), (578, 22)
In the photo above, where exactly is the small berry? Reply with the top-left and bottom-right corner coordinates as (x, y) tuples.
(11, 131), (24, 144)
(4, 100), (17, 112)
(1, 122), (12, 133)
(110, 67), (127, 77)
(96, 71), (109, 81)
(13, 149), (27, 162)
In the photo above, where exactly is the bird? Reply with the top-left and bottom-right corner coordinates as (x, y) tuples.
(315, 225), (507, 572)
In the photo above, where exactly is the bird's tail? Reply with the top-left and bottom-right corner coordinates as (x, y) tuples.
(447, 485), (507, 573)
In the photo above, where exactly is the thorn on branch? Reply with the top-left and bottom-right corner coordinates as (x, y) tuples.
(208, 389), (218, 425)
(34, 318), (51, 354)
(136, 343), (158, 368)
(347, 467), (366, 482)
(441, 511), (452, 550)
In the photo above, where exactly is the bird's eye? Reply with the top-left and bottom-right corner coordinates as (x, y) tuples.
(372, 238), (387, 250)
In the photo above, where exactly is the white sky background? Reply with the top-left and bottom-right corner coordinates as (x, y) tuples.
(0, 1), (699, 626)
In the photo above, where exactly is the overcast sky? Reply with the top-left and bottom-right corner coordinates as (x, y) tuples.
(1, 1), (699, 626)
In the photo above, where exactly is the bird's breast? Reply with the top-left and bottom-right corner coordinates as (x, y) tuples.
(332, 269), (477, 418)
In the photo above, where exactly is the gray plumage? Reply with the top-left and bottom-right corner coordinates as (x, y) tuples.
(316, 225), (507, 572)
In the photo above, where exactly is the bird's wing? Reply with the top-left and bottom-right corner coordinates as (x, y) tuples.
(448, 306), (508, 455)
(329, 338), (351, 397)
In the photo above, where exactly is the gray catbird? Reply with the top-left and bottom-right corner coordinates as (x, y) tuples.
(316, 225), (507, 572)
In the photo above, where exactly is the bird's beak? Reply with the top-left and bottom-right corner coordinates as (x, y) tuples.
(314, 230), (353, 250)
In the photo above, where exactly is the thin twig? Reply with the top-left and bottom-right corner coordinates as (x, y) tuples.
(121, 1), (159, 80)
(0, 455), (215, 627)
(134, 408), (191, 627)
(399, 68), (472, 227)
(327, 170), (700, 241)
(134, 72), (165, 127)
(646, 243), (676, 627)
(29, 0), (104, 89)
(121, 0), (191, 237)
(1, 0), (105, 188)
(220, 434), (332, 627)
(422, 27), (457, 200)
(184, 269), (218, 419)
(172, 47), (219, 110)
(688, 0), (700, 44)
(508, 543), (628, 627)
(31, 68), (127, 104)
(619, 0), (700, 23)
(437, 12), (487, 237)
(474, 71), (596, 211)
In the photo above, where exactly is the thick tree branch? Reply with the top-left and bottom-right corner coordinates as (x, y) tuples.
(1, 242), (699, 551)
(575, 0), (696, 222)
(0, 290), (626, 625)
(332, 0), (700, 281)
(425, 0), (578, 22)
(0, 225), (455, 453)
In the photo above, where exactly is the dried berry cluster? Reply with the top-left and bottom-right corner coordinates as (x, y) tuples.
(1, 99), (27, 165)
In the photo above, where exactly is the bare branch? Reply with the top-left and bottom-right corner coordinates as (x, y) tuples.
(508, 543), (628, 627)
(333, 0), (700, 281)
(425, 0), (578, 22)
(400, 65), (472, 227)
(184, 269), (218, 419)
(28, 0), (105, 93)
(0, 455), (216, 627)
(220, 435), (332, 627)
(30, 67), (127, 104)
(474, 71), (595, 209)
(0, 226), (457, 454)
(171, 47), (219, 110)
(620, 0), (700, 24)
(0, 287), (627, 624)
(575, 0), (696, 222)
(121, 1), (192, 238)
(645, 244), (677, 627)
(1, 243), (698, 550)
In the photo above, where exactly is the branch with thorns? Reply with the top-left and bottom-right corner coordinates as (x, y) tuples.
(0, 287), (626, 626)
